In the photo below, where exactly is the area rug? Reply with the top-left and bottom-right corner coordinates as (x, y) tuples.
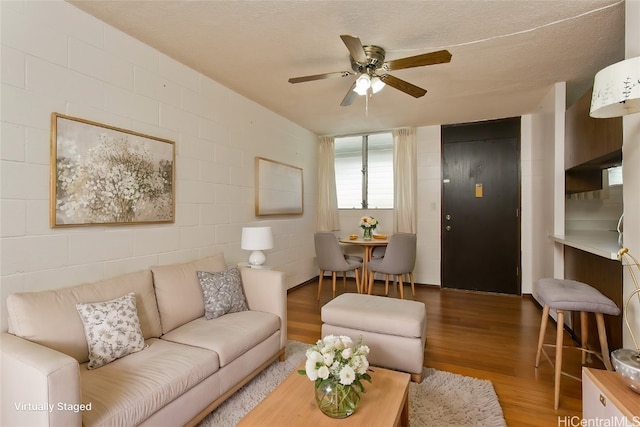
(197, 340), (506, 426)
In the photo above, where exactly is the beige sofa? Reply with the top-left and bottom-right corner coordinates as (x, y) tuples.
(1, 253), (287, 427)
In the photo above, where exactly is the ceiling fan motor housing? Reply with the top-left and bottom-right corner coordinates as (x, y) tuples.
(350, 45), (386, 74)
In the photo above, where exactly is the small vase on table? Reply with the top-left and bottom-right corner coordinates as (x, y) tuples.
(315, 380), (360, 418)
(363, 228), (373, 241)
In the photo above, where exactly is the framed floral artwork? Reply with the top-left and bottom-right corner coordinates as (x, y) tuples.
(50, 113), (175, 227)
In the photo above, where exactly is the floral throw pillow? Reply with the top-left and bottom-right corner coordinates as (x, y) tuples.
(76, 292), (146, 370)
(197, 268), (249, 320)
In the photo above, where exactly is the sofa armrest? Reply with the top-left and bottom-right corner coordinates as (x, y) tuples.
(240, 268), (287, 349)
(1, 332), (82, 427)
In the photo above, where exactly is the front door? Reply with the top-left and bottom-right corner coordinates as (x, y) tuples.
(441, 118), (521, 295)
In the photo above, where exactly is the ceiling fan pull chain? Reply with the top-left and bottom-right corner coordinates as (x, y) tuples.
(365, 89), (369, 117)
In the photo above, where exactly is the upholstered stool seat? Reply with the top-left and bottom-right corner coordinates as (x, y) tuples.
(321, 293), (427, 382)
(535, 278), (621, 409)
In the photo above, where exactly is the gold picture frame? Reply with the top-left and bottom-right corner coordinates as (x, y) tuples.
(255, 157), (303, 216)
(50, 113), (175, 227)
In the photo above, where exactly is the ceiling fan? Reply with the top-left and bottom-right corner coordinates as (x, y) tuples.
(288, 35), (452, 106)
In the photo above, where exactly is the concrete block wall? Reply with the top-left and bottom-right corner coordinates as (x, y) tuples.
(0, 0), (318, 331)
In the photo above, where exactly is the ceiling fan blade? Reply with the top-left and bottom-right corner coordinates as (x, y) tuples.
(379, 74), (427, 98)
(288, 71), (353, 84)
(340, 34), (367, 63)
(384, 50), (452, 71)
(340, 82), (358, 107)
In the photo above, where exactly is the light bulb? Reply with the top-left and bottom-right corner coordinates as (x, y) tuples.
(354, 74), (371, 95)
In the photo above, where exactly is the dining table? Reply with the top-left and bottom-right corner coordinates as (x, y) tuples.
(338, 236), (389, 293)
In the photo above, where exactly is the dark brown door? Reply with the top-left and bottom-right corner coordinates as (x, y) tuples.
(441, 118), (521, 295)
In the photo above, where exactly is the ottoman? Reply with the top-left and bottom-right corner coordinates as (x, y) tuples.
(321, 293), (427, 382)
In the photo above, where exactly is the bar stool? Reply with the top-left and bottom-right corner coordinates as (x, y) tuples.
(534, 278), (621, 409)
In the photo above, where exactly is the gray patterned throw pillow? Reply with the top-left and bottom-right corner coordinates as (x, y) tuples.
(76, 292), (146, 370)
(197, 268), (249, 320)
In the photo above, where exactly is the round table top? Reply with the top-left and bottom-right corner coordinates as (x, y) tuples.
(339, 237), (389, 246)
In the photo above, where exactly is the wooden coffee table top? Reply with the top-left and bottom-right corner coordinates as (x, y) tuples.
(237, 364), (410, 426)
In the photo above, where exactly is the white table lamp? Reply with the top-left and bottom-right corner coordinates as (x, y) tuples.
(241, 226), (273, 266)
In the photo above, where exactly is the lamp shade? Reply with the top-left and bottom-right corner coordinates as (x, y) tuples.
(241, 227), (273, 250)
(241, 226), (273, 266)
(590, 56), (640, 118)
(354, 74), (371, 96)
(371, 76), (385, 94)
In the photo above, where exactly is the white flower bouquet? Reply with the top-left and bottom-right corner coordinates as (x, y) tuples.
(359, 216), (378, 230)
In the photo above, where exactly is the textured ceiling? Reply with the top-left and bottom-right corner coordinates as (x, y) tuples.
(67, 0), (625, 136)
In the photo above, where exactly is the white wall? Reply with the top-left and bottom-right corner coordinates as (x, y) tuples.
(415, 125), (443, 286)
(622, 0), (640, 350)
(525, 83), (565, 296)
(0, 0), (318, 331)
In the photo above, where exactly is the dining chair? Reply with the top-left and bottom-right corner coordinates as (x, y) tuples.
(367, 233), (417, 299)
(371, 246), (386, 259)
(314, 233), (363, 300)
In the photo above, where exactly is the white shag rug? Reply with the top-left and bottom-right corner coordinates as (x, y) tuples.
(198, 340), (506, 426)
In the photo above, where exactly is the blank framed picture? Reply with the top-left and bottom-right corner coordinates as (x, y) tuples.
(255, 157), (303, 216)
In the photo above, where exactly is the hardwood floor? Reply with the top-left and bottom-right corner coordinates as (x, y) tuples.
(287, 279), (602, 426)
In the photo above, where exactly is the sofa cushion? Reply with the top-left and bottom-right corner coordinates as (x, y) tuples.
(6, 270), (162, 363)
(160, 311), (280, 366)
(151, 253), (227, 334)
(76, 293), (146, 370)
(197, 268), (249, 319)
(81, 338), (219, 427)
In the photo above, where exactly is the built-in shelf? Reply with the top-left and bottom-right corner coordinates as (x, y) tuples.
(551, 231), (621, 260)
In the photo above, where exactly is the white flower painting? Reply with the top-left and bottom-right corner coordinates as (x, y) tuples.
(51, 114), (175, 226)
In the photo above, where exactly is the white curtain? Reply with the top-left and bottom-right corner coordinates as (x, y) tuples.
(393, 128), (417, 233)
(317, 136), (341, 231)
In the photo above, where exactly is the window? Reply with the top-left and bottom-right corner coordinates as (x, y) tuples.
(334, 133), (393, 209)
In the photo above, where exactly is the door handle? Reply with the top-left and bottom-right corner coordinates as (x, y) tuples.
(445, 225), (452, 231)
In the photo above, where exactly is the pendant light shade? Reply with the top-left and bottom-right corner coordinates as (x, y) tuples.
(590, 56), (640, 118)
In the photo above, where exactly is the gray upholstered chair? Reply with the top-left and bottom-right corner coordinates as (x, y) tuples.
(314, 233), (363, 300)
(371, 246), (386, 259)
(367, 233), (417, 299)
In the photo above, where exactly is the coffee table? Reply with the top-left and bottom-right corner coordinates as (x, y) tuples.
(237, 364), (410, 426)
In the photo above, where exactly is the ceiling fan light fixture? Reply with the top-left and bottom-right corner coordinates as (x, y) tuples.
(354, 74), (371, 95)
(371, 76), (385, 93)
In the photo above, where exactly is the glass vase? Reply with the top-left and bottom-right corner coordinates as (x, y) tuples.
(362, 228), (373, 241)
(315, 380), (360, 418)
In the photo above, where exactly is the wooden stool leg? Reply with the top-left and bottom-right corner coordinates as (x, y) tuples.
(368, 271), (374, 294)
(398, 275), (404, 299)
(554, 310), (565, 410)
(596, 313), (614, 370)
(535, 305), (550, 367)
(317, 270), (325, 300)
(580, 311), (588, 365)
(384, 274), (389, 296)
